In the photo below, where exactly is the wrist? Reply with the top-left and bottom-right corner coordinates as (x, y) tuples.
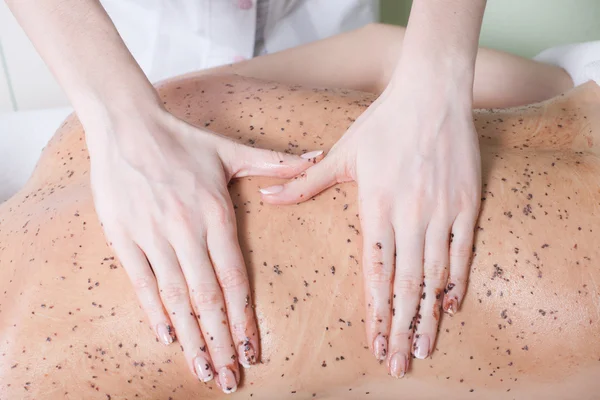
(80, 85), (164, 140)
(393, 49), (474, 89)
(82, 94), (171, 168)
(68, 56), (160, 130)
(386, 67), (474, 112)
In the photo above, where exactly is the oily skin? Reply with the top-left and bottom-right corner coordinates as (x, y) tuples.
(1, 75), (600, 399)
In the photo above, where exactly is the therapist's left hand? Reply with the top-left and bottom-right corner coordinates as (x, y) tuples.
(259, 73), (481, 378)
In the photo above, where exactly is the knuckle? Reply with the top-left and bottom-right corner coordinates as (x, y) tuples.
(160, 283), (189, 304)
(435, 193), (451, 210)
(393, 276), (422, 297)
(230, 320), (249, 338)
(168, 195), (191, 222)
(410, 179), (428, 202)
(205, 197), (233, 226)
(218, 268), (249, 291)
(393, 203), (421, 226)
(165, 200), (196, 237)
(450, 242), (472, 260)
(460, 187), (480, 211)
(191, 287), (223, 311)
(389, 330), (412, 342)
(424, 258), (448, 280)
(204, 343), (235, 359)
(131, 275), (155, 291)
(362, 195), (390, 219)
(364, 262), (392, 284)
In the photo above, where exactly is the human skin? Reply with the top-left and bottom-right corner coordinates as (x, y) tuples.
(210, 23), (572, 111)
(1, 5), (573, 383)
(5, 0), (482, 377)
(2, 72), (600, 399)
(5, 3), (320, 386)
(279, 1), (486, 370)
(3, 0), (485, 374)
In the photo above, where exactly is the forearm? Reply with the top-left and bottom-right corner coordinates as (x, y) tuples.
(5, 0), (159, 130)
(392, 0), (486, 100)
(194, 24), (398, 95)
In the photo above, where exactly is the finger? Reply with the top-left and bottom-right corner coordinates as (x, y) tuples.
(259, 155), (342, 205)
(206, 211), (258, 370)
(225, 142), (325, 179)
(145, 241), (216, 384)
(412, 217), (451, 361)
(108, 232), (175, 346)
(172, 220), (240, 394)
(359, 201), (395, 362)
(387, 223), (425, 378)
(443, 211), (476, 316)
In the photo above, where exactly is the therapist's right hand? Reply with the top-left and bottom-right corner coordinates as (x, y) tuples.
(87, 104), (322, 392)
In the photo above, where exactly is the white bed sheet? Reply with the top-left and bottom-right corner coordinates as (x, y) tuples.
(0, 107), (72, 202)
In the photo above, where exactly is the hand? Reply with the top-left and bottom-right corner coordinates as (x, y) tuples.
(87, 106), (322, 392)
(259, 82), (481, 377)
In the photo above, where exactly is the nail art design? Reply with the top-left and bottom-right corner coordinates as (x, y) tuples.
(218, 366), (237, 394)
(443, 296), (459, 316)
(156, 323), (174, 345)
(443, 282), (459, 316)
(194, 355), (214, 382)
(413, 334), (430, 359)
(389, 352), (407, 378)
(238, 338), (256, 368)
(373, 334), (388, 361)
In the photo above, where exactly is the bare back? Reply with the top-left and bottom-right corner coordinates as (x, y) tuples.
(1, 75), (600, 399)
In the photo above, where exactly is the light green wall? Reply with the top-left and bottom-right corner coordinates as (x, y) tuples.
(379, 0), (411, 26)
(380, 0), (600, 58)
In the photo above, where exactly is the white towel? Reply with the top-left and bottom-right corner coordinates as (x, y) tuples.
(534, 41), (600, 86)
(0, 107), (72, 202)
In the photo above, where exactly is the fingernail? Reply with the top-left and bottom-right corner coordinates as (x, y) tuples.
(389, 352), (407, 378)
(156, 323), (174, 345)
(373, 334), (388, 361)
(444, 296), (459, 316)
(259, 185), (284, 195)
(218, 366), (237, 394)
(238, 339), (256, 368)
(413, 334), (430, 359)
(300, 150), (323, 159)
(194, 355), (214, 382)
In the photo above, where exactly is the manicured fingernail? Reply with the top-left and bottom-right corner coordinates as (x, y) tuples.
(300, 150), (323, 159)
(194, 355), (214, 382)
(444, 296), (459, 316)
(156, 323), (174, 345)
(413, 334), (430, 359)
(373, 334), (388, 361)
(238, 339), (256, 368)
(218, 366), (237, 394)
(259, 185), (284, 195)
(389, 352), (407, 378)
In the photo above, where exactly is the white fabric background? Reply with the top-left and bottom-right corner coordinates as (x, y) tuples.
(0, 0), (377, 203)
(0, 107), (72, 202)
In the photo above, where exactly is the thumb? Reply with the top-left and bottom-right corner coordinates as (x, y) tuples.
(259, 155), (344, 205)
(227, 143), (325, 179)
